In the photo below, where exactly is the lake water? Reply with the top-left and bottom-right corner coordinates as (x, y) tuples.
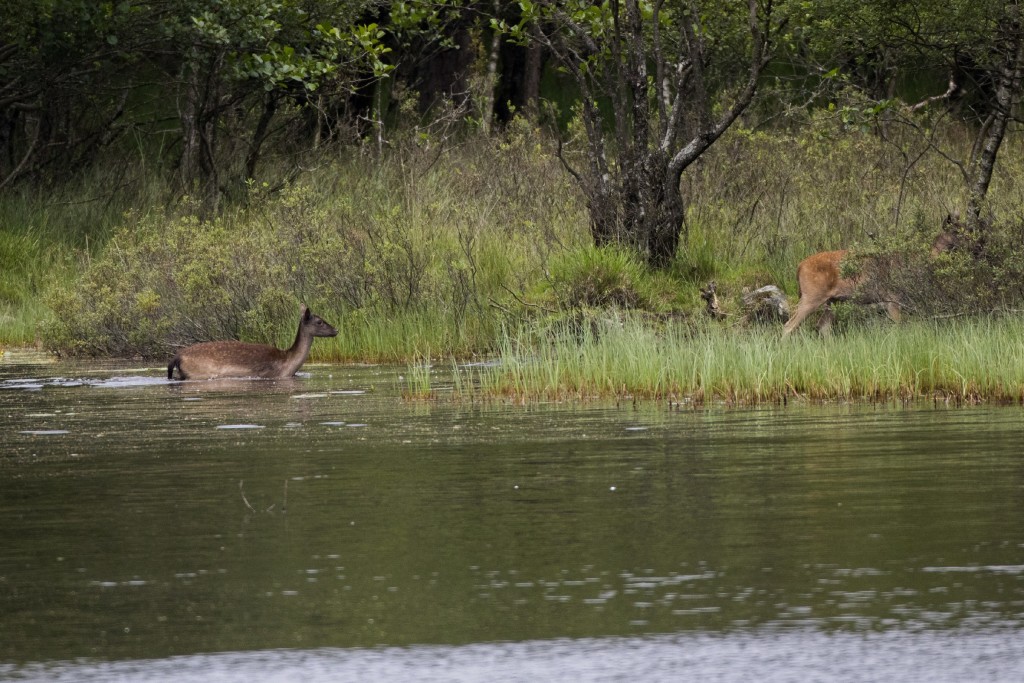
(2, 356), (1024, 681)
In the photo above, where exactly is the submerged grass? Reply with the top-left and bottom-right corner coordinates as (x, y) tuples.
(468, 317), (1024, 404)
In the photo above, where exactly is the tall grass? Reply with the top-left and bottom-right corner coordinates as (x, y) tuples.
(39, 129), (587, 358)
(5, 111), (1024, 386)
(680, 118), (1024, 296)
(0, 165), (170, 345)
(472, 316), (1024, 404)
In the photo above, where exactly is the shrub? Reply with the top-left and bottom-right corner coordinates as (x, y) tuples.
(859, 216), (1024, 321)
(544, 245), (659, 310)
(40, 134), (588, 359)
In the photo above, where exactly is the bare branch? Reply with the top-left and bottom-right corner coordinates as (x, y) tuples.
(652, 0), (668, 127)
(670, 0), (775, 177)
(0, 115), (40, 191)
(908, 74), (960, 113)
(555, 135), (584, 186)
(660, 60), (693, 153)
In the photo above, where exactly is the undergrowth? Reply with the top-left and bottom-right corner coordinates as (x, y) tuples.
(4, 114), (1024, 385)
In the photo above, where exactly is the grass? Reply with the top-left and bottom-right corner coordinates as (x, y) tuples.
(443, 316), (1024, 404)
(4, 114), (1024, 407)
(0, 226), (78, 346)
(0, 164), (169, 346)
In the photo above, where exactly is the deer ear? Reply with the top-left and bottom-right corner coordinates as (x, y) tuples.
(301, 304), (310, 320)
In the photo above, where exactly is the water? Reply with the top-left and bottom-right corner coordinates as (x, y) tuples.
(2, 356), (1024, 681)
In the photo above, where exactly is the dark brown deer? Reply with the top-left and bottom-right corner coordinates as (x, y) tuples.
(167, 304), (338, 380)
(781, 228), (959, 337)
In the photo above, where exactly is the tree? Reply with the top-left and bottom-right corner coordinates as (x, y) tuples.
(0, 0), (143, 189)
(0, 0), (398, 203)
(800, 0), (1024, 236)
(507, 0), (785, 267)
(163, 0), (393, 206)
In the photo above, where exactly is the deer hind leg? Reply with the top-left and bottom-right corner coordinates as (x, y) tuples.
(782, 292), (831, 337)
(815, 304), (837, 337)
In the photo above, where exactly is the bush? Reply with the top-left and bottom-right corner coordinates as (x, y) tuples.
(41, 134), (587, 359)
(857, 216), (1024, 320)
(44, 210), (296, 356)
(544, 245), (661, 310)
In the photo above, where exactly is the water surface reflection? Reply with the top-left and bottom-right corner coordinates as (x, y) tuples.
(2, 359), (1023, 680)
(6, 629), (1024, 683)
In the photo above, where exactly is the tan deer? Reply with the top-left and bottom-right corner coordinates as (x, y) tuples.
(781, 229), (959, 337)
(167, 304), (338, 380)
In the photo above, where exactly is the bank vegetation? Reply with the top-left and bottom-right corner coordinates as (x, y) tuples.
(5, 1), (1024, 403)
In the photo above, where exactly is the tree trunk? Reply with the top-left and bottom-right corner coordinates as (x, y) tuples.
(179, 64), (202, 192)
(522, 34), (543, 117)
(480, 4), (502, 134)
(588, 188), (620, 247)
(538, 0), (772, 269)
(496, 25), (545, 123)
(966, 13), (1024, 230)
(648, 181), (685, 267)
(411, 16), (474, 114)
(245, 92), (278, 181)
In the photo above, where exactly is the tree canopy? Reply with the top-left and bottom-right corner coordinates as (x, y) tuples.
(2, 0), (1022, 260)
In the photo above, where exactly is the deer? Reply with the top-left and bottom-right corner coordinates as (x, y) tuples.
(781, 226), (960, 338)
(167, 304), (338, 380)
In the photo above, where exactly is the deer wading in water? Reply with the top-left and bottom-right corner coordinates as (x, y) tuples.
(781, 229), (959, 338)
(167, 304), (338, 380)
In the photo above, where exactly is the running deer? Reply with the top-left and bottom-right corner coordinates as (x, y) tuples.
(781, 228), (959, 338)
(167, 304), (338, 380)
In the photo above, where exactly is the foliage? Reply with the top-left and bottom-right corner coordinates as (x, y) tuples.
(872, 215), (1024, 317)
(503, 0), (789, 266)
(6, 114), (1024, 367)
(0, 0), (463, 201)
(40, 132), (584, 358)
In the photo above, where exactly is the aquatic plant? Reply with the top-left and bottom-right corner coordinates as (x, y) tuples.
(468, 317), (1024, 405)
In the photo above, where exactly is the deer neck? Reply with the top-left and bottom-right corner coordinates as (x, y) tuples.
(280, 323), (314, 377)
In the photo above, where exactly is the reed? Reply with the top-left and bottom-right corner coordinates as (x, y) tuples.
(0, 165), (169, 346)
(403, 356), (435, 400)
(470, 317), (1024, 404)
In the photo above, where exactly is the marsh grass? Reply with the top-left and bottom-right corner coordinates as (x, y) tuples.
(468, 316), (1024, 404)
(0, 215), (84, 346)
(40, 130), (585, 358)
(0, 165), (169, 345)
(403, 356), (435, 399)
(6, 111), (1024, 411)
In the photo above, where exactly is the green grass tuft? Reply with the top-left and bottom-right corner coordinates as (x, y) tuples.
(468, 317), (1024, 404)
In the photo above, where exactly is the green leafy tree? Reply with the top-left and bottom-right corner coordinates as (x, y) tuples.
(0, 0), (401, 202)
(798, 0), (1024, 234)
(0, 0), (143, 188)
(161, 0), (393, 205)
(502, 0), (788, 267)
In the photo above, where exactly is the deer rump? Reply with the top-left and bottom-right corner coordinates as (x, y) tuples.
(781, 225), (962, 337)
(781, 250), (901, 337)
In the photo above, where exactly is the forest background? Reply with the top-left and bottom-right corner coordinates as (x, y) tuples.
(3, 0), (1024, 401)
